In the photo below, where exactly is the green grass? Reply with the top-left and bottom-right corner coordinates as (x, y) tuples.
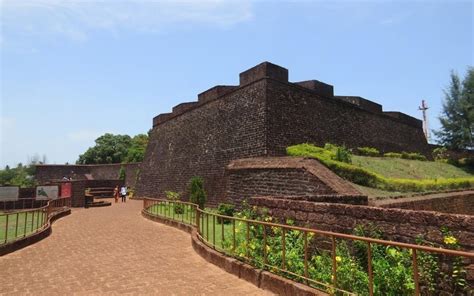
(148, 203), (196, 225)
(352, 155), (473, 179)
(147, 203), (236, 250)
(287, 144), (474, 193)
(0, 210), (47, 244)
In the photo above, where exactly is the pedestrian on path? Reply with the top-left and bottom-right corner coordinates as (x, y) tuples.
(120, 186), (127, 203)
(113, 185), (119, 203)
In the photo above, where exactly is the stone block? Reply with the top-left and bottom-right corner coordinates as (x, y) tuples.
(239, 62), (288, 85)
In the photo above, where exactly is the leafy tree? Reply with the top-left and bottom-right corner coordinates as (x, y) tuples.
(77, 133), (148, 164)
(435, 68), (474, 149)
(0, 161), (39, 188)
(189, 176), (207, 209)
(77, 133), (132, 164)
(125, 134), (149, 162)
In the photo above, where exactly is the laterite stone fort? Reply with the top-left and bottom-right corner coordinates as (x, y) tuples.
(136, 62), (430, 204)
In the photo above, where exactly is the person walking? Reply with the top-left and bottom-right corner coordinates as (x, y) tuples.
(120, 186), (127, 203)
(113, 185), (119, 203)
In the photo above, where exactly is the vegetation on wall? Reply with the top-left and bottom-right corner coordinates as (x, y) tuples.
(118, 166), (126, 180)
(287, 143), (474, 192)
(189, 176), (207, 209)
(77, 133), (148, 164)
(434, 68), (474, 150)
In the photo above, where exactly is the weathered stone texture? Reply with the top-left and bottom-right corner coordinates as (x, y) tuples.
(225, 157), (367, 206)
(137, 62), (430, 203)
(251, 196), (474, 251)
(36, 163), (140, 188)
(136, 80), (268, 203)
(266, 79), (429, 156)
(378, 192), (474, 215)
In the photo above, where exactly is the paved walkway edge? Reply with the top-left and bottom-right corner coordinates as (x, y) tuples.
(141, 209), (326, 296)
(0, 208), (71, 256)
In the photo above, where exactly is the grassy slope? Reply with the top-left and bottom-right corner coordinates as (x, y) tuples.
(350, 156), (473, 199)
(352, 155), (473, 179)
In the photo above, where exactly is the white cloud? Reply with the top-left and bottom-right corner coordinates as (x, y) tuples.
(1, 0), (254, 43)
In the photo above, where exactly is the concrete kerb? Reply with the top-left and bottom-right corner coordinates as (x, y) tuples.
(0, 208), (71, 256)
(141, 209), (326, 296)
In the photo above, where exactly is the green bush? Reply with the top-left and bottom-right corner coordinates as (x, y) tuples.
(165, 191), (183, 214)
(287, 144), (474, 192)
(118, 166), (126, 180)
(189, 176), (207, 209)
(357, 147), (380, 157)
(217, 203), (235, 224)
(220, 206), (469, 295)
(335, 146), (352, 163)
(383, 152), (403, 158)
(384, 151), (427, 161)
(401, 151), (427, 161)
(432, 147), (449, 161)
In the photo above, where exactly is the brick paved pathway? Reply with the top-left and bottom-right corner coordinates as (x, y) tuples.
(0, 200), (271, 295)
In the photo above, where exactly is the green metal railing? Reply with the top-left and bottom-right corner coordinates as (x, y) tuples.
(0, 197), (71, 245)
(143, 198), (474, 295)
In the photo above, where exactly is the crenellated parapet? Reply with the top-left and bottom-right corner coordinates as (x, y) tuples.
(152, 61), (421, 129)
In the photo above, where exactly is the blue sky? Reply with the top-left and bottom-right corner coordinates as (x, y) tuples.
(1, 0), (472, 167)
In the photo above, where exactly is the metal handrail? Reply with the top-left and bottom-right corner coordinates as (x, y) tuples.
(143, 197), (474, 295)
(0, 197), (71, 245)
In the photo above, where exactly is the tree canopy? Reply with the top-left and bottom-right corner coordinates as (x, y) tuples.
(0, 155), (45, 187)
(435, 68), (474, 150)
(77, 133), (148, 164)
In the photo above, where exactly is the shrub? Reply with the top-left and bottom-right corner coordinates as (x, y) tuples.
(287, 144), (474, 192)
(217, 203), (235, 224)
(458, 157), (474, 167)
(165, 191), (183, 214)
(357, 147), (380, 157)
(335, 146), (352, 163)
(384, 151), (427, 161)
(189, 176), (207, 209)
(383, 152), (403, 158)
(118, 166), (126, 180)
(401, 151), (427, 161)
(432, 147), (449, 161)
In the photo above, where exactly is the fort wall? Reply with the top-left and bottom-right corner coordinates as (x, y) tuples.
(136, 62), (430, 203)
(36, 163), (140, 188)
(250, 196), (474, 251)
(137, 79), (268, 203)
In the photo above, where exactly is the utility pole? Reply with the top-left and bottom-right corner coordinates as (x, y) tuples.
(418, 100), (430, 142)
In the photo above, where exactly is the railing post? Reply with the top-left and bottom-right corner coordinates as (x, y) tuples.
(263, 225), (268, 266)
(23, 212), (28, 237)
(31, 211), (35, 232)
(213, 215), (216, 248)
(232, 219), (236, 253)
(246, 222), (250, 259)
(195, 207), (200, 233)
(368, 242), (374, 296)
(282, 227), (286, 270)
(331, 236), (337, 289)
(304, 231), (308, 285)
(15, 213), (19, 238)
(412, 249), (420, 296)
(4, 214), (9, 243)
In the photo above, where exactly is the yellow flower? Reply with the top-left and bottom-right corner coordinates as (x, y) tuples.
(335, 256), (342, 263)
(266, 245), (271, 252)
(235, 228), (240, 233)
(444, 236), (457, 245)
